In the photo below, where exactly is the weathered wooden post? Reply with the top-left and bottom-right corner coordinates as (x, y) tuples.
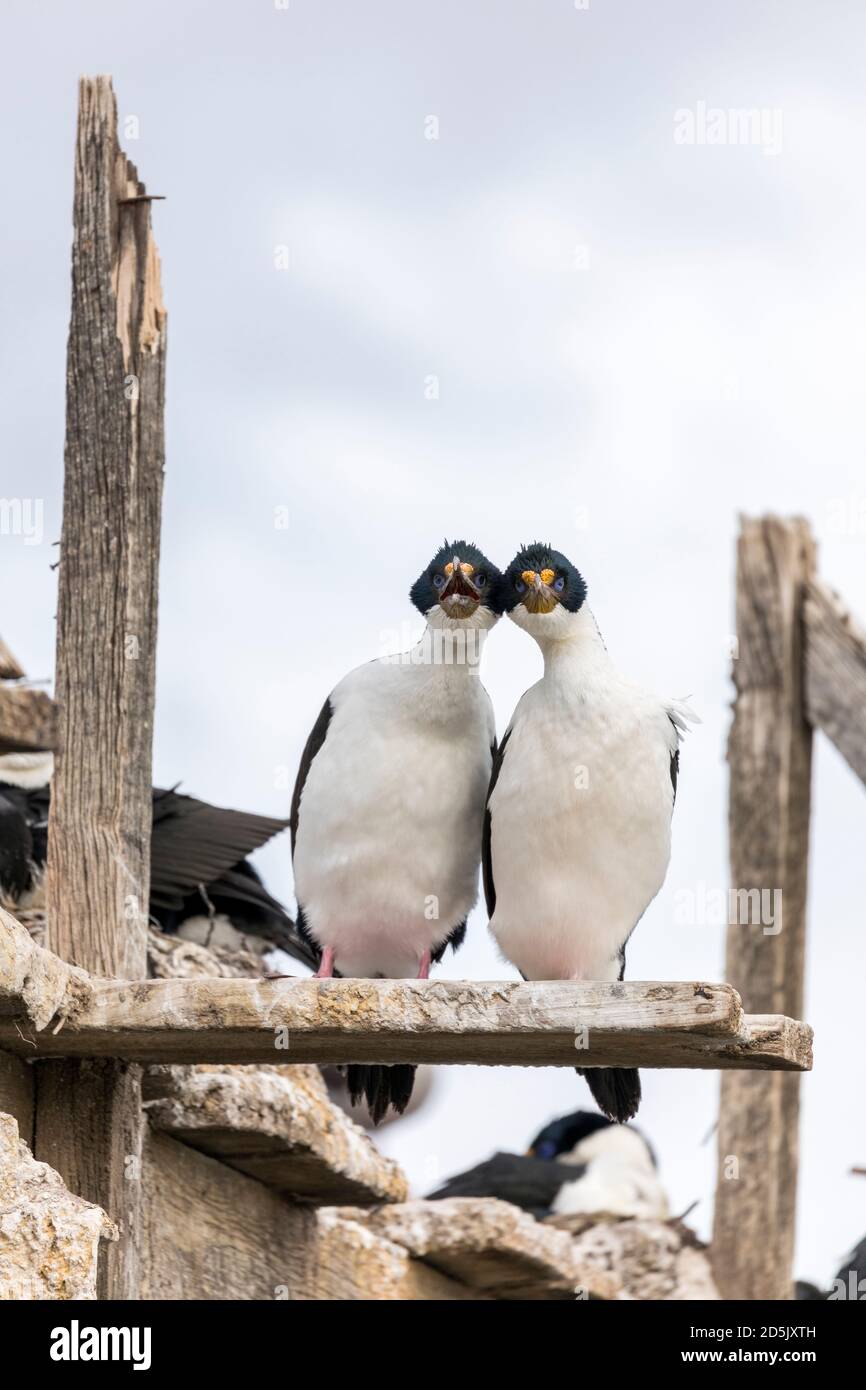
(36, 75), (166, 1300)
(712, 515), (815, 1300)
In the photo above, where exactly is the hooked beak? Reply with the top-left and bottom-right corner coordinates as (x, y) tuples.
(440, 554), (481, 619)
(520, 568), (559, 615)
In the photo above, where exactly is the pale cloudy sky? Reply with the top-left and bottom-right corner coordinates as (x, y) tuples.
(2, 0), (865, 1288)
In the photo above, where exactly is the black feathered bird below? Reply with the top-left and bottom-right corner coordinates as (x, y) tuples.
(0, 754), (315, 969)
(429, 1108), (668, 1222)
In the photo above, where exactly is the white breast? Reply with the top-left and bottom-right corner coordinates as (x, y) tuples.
(552, 1156), (669, 1221)
(293, 654), (494, 978)
(488, 653), (676, 983)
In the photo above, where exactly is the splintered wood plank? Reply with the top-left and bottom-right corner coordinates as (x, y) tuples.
(36, 74), (166, 1304)
(804, 578), (866, 785)
(0, 687), (57, 753)
(712, 515), (815, 1303)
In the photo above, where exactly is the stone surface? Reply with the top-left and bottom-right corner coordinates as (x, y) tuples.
(548, 1213), (720, 1300)
(340, 1198), (619, 1300)
(144, 1062), (407, 1205)
(0, 1111), (116, 1300)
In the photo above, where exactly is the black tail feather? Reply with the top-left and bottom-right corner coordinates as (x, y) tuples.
(577, 1066), (641, 1123)
(346, 1063), (416, 1125)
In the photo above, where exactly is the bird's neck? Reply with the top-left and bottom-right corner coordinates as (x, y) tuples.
(536, 606), (611, 680)
(408, 623), (488, 677)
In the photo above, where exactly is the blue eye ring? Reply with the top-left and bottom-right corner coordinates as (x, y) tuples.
(515, 577), (526, 594)
(433, 574), (446, 589)
(475, 571), (487, 587)
(553, 576), (565, 592)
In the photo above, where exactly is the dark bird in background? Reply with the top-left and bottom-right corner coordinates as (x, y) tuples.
(831, 1235), (866, 1299)
(0, 751), (314, 967)
(484, 543), (697, 1122)
(429, 1108), (668, 1221)
(797, 1233), (866, 1300)
(290, 541), (504, 1123)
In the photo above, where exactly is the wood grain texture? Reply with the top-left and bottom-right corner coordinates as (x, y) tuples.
(712, 515), (815, 1302)
(0, 688), (57, 753)
(0, 1051), (34, 1144)
(46, 73), (165, 977)
(0, 956), (813, 1071)
(804, 577), (866, 785)
(142, 1131), (474, 1301)
(34, 1058), (142, 1299)
(36, 75), (166, 1303)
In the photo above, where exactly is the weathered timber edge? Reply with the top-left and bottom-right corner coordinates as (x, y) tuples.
(0, 913), (812, 1070)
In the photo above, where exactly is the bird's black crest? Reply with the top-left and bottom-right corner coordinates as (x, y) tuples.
(409, 538), (504, 616)
(501, 542), (587, 614)
(529, 1109), (613, 1160)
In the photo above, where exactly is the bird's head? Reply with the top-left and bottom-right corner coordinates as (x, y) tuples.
(527, 1110), (613, 1161)
(409, 539), (503, 630)
(502, 542), (587, 639)
(528, 1108), (656, 1170)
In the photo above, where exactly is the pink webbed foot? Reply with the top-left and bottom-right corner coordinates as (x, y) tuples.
(315, 946), (336, 979)
(416, 951), (431, 980)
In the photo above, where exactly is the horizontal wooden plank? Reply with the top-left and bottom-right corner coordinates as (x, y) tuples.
(804, 578), (866, 785)
(0, 687), (57, 753)
(0, 910), (812, 1071)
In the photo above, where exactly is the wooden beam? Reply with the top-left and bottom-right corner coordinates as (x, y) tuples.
(142, 1131), (478, 1301)
(804, 578), (866, 786)
(46, 73), (165, 977)
(0, 1051), (34, 1144)
(0, 922), (813, 1069)
(712, 515), (815, 1302)
(36, 75), (166, 1303)
(0, 687), (57, 753)
(0, 636), (25, 681)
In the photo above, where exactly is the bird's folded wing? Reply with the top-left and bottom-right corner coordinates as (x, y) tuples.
(428, 1152), (584, 1215)
(482, 728), (511, 918)
(149, 787), (289, 909)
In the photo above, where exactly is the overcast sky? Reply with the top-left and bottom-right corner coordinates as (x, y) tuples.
(2, 0), (865, 1288)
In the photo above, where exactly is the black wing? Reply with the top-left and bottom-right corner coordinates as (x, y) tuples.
(669, 719), (680, 803)
(290, 699), (333, 857)
(149, 787), (290, 911)
(834, 1235), (866, 1290)
(154, 860), (318, 969)
(431, 916), (467, 963)
(481, 729), (510, 918)
(428, 1151), (583, 1217)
